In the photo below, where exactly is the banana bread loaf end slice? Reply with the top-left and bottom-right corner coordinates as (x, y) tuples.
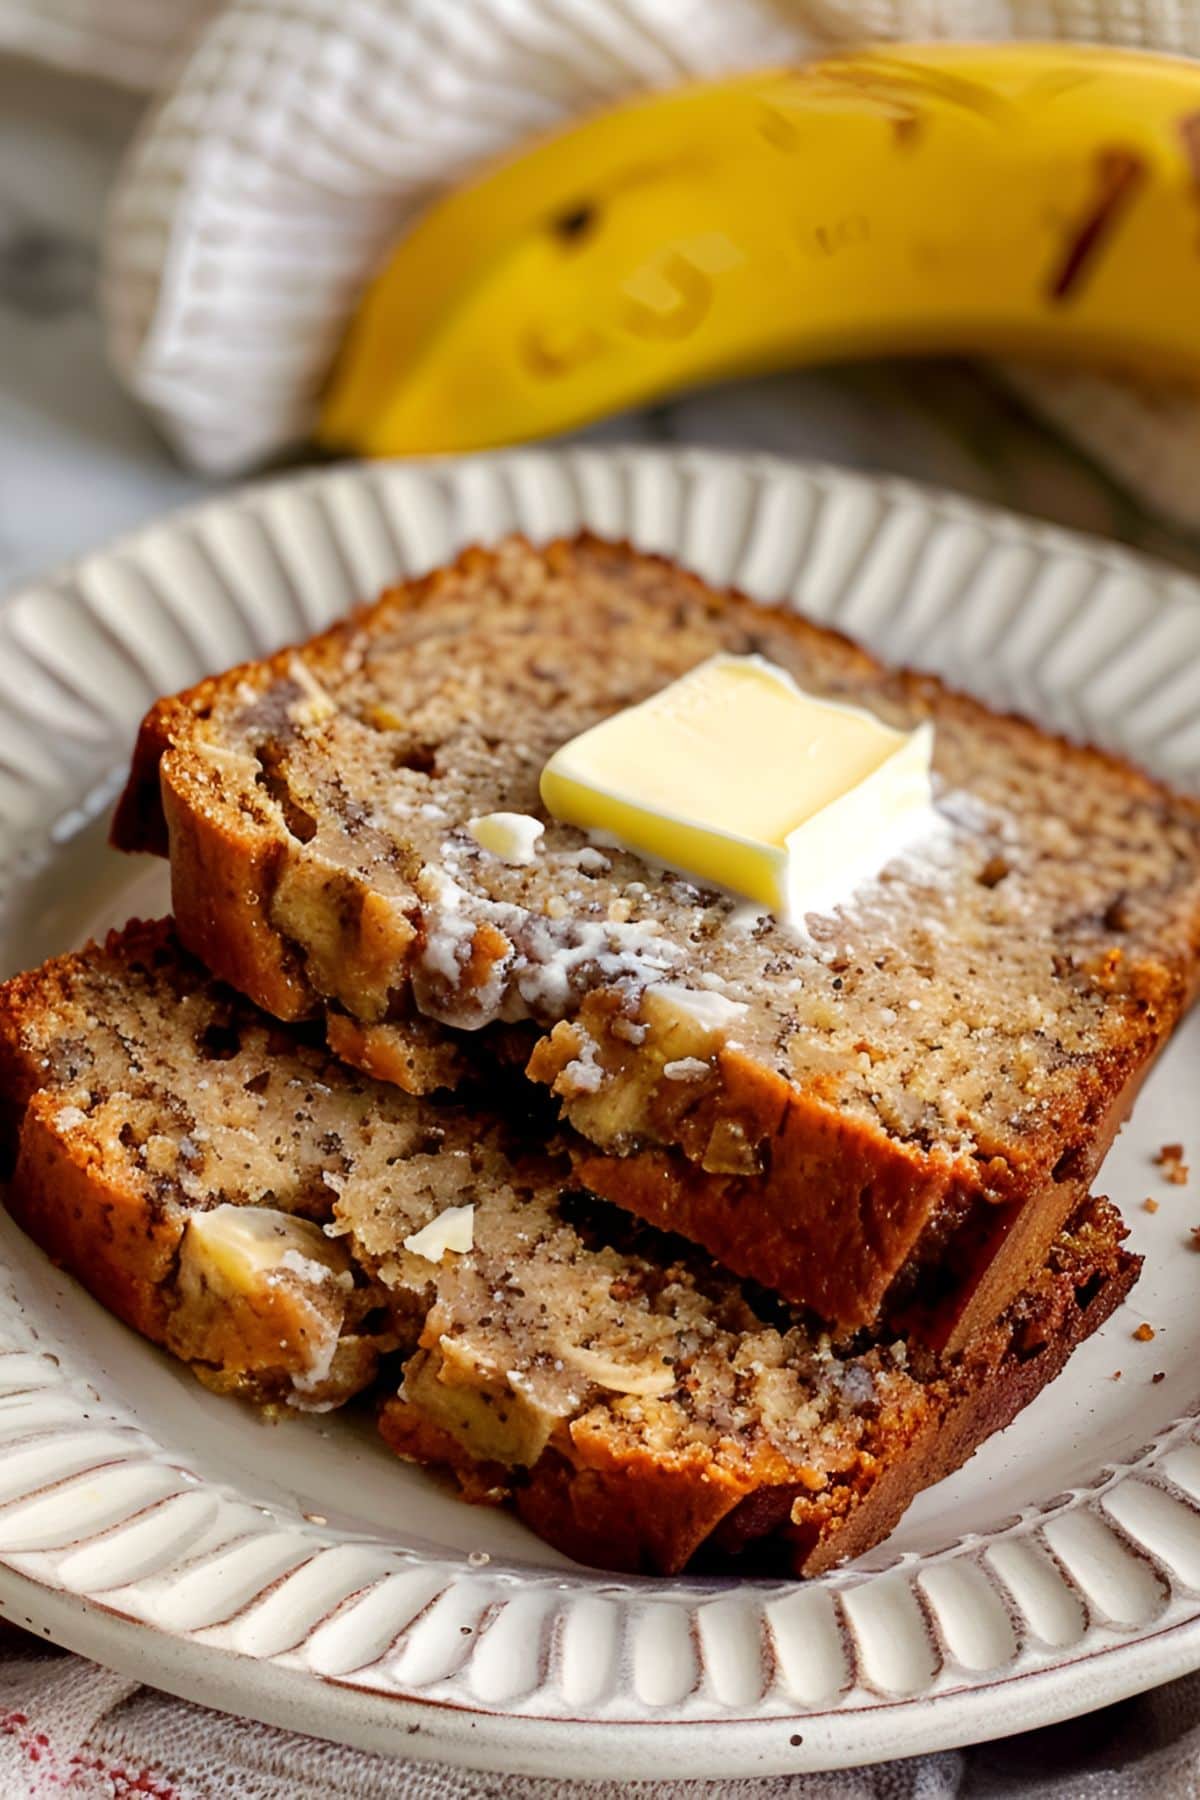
(111, 535), (1195, 1340)
(0, 920), (397, 1410)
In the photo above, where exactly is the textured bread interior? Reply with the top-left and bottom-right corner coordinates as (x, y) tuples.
(0, 921), (396, 1409)
(0, 921), (1138, 1574)
(111, 534), (1200, 1329)
(340, 1124), (1134, 1574)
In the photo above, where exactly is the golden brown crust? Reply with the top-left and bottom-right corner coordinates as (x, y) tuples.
(903, 1041), (1159, 1352)
(0, 920), (186, 1336)
(377, 1404), (520, 1506)
(573, 1031), (1151, 1350)
(794, 1232), (1136, 1575)
(7, 1092), (182, 1343)
(515, 1434), (755, 1575)
(570, 1049), (971, 1331)
(159, 752), (313, 1022)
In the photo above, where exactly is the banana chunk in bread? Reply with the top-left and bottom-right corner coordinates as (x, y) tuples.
(112, 535), (1199, 1336)
(0, 921), (395, 1409)
(0, 921), (1136, 1576)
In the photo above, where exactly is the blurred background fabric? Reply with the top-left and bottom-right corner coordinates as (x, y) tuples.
(8, 1), (1200, 93)
(0, 0), (213, 88)
(6, 1623), (1200, 1797)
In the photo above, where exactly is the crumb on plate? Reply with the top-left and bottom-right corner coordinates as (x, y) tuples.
(1156, 1142), (1189, 1185)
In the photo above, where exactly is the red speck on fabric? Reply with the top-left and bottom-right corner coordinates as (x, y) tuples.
(0, 1708), (176, 1797)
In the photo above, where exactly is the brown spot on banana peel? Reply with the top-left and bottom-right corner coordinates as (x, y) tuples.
(1048, 147), (1146, 301)
(522, 322), (607, 378)
(804, 53), (1017, 128)
(1180, 111), (1200, 251)
(759, 103), (803, 153)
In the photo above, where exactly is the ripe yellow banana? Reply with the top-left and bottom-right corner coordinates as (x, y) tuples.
(319, 44), (1200, 458)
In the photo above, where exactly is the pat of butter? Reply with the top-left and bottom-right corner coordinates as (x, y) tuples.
(467, 811), (544, 864)
(540, 654), (933, 921)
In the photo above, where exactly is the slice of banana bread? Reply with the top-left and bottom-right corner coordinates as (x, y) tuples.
(111, 534), (1198, 1340)
(0, 920), (1136, 1575)
(349, 1164), (1133, 1577)
(0, 920), (397, 1410)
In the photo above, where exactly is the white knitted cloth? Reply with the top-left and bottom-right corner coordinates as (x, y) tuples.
(0, 0), (212, 88)
(2, 1624), (1200, 1796)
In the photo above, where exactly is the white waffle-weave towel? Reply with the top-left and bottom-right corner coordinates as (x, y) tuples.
(4, 1623), (1200, 1797)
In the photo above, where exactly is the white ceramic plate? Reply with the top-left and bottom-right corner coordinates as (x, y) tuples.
(3, 447), (1200, 1779)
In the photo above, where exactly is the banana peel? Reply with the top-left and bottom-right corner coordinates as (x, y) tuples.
(319, 44), (1200, 458)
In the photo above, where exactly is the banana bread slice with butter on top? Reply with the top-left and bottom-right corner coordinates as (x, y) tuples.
(0, 920), (1137, 1576)
(112, 534), (1200, 1345)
